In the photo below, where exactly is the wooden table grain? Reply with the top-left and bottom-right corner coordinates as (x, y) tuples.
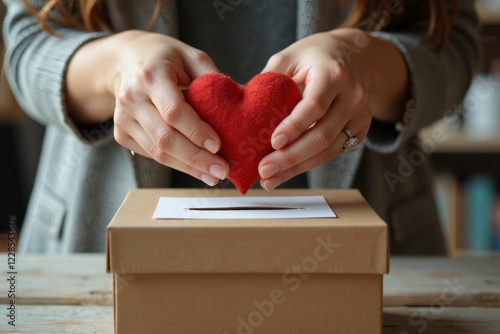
(0, 254), (499, 333)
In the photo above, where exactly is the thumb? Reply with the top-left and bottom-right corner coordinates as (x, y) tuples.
(261, 53), (293, 75)
(262, 53), (304, 90)
(183, 49), (220, 79)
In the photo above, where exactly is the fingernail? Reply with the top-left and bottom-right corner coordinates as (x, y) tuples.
(272, 134), (289, 150)
(209, 164), (228, 180)
(203, 139), (219, 154)
(201, 173), (217, 187)
(259, 163), (279, 179)
(263, 177), (283, 191)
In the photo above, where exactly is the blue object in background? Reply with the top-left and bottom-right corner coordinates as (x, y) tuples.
(466, 175), (496, 252)
(493, 196), (500, 250)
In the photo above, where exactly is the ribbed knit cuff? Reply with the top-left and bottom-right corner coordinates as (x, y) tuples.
(365, 31), (454, 154)
(8, 25), (112, 145)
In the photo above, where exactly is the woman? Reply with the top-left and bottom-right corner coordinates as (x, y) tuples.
(3, 0), (479, 253)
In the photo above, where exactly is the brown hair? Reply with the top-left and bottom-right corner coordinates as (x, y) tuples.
(341, 0), (459, 50)
(24, 0), (458, 50)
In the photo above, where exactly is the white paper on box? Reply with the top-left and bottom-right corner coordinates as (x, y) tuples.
(153, 196), (336, 220)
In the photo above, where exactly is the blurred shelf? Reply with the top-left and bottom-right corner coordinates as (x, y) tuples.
(420, 128), (500, 153)
(477, 2), (500, 24)
(420, 128), (500, 177)
(450, 249), (500, 258)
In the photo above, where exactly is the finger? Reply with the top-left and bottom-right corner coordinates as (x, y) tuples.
(259, 98), (345, 180)
(260, 138), (343, 191)
(270, 65), (342, 150)
(260, 119), (367, 191)
(124, 120), (221, 187)
(149, 74), (223, 154)
(259, 120), (343, 182)
(136, 101), (229, 180)
(259, 100), (370, 182)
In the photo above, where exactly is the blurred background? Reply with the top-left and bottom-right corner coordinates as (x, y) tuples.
(0, 3), (45, 251)
(426, 0), (500, 256)
(0, 1), (499, 255)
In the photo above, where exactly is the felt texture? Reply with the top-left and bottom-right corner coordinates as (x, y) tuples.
(185, 72), (302, 194)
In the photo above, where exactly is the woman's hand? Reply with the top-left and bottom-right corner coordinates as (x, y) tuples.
(66, 30), (229, 186)
(258, 28), (409, 190)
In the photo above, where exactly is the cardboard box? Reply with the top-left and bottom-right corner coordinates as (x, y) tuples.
(106, 189), (389, 333)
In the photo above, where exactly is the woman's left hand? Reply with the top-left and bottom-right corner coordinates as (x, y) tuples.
(258, 28), (409, 190)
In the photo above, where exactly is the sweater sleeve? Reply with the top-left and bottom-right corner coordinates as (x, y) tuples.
(2, 0), (112, 145)
(364, 0), (480, 153)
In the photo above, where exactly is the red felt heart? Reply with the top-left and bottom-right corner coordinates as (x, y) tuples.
(185, 72), (302, 194)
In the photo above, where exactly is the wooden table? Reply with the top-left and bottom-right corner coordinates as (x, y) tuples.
(0, 255), (499, 333)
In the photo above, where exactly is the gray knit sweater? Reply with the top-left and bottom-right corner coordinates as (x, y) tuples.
(3, 0), (479, 253)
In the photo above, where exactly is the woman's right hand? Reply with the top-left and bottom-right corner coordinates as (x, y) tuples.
(66, 30), (229, 186)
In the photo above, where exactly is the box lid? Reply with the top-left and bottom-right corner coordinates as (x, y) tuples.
(106, 189), (388, 275)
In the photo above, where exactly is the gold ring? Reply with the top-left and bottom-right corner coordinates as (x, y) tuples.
(342, 128), (358, 153)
